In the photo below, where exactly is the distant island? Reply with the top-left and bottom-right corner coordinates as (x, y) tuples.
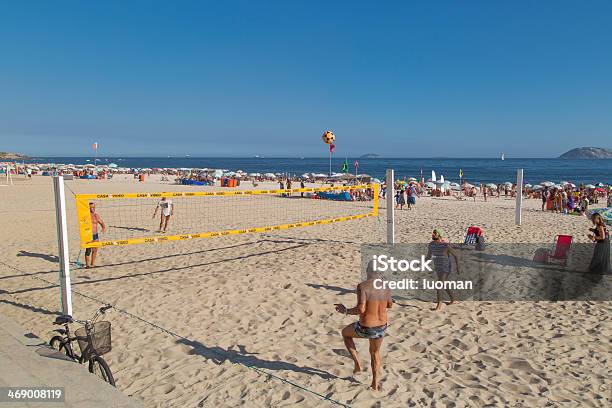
(0, 151), (30, 160)
(559, 147), (612, 159)
(359, 153), (380, 159)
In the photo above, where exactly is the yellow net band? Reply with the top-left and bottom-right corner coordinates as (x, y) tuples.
(75, 184), (371, 200)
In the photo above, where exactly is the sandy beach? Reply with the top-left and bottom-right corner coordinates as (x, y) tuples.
(0, 175), (610, 407)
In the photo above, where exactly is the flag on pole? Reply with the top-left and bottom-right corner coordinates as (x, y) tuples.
(459, 169), (463, 179)
(329, 143), (335, 153)
(342, 158), (349, 173)
(92, 142), (98, 150)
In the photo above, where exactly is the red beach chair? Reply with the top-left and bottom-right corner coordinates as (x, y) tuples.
(547, 235), (573, 266)
(464, 226), (483, 245)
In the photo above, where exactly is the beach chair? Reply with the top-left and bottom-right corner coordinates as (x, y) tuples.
(546, 235), (573, 266)
(464, 226), (483, 246)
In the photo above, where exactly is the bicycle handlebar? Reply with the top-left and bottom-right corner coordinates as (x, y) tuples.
(53, 304), (112, 326)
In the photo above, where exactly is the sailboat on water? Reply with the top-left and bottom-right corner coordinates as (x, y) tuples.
(501, 153), (505, 161)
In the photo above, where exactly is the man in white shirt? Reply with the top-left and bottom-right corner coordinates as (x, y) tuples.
(152, 197), (174, 233)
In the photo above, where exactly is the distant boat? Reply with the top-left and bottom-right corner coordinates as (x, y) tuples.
(501, 153), (505, 161)
(185, 154), (191, 157)
(254, 155), (260, 158)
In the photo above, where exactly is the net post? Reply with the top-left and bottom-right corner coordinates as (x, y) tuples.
(515, 168), (523, 226)
(53, 176), (73, 316)
(386, 169), (395, 244)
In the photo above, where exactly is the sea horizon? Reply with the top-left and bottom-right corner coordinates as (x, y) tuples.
(19, 156), (612, 185)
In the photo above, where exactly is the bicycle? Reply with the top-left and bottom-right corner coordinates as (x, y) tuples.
(49, 305), (115, 386)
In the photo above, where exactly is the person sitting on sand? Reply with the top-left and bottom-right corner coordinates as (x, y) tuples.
(85, 202), (105, 268)
(426, 228), (461, 311)
(152, 197), (174, 233)
(335, 261), (392, 391)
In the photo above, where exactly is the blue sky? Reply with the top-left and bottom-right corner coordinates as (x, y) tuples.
(1, 1), (611, 157)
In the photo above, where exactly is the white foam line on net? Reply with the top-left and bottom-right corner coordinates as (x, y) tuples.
(0, 259), (352, 408)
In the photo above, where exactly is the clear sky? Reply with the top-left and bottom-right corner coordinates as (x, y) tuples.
(1, 1), (611, 158)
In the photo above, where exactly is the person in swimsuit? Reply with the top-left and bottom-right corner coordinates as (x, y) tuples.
(335, 261), (392, 391)
(426, 228), (461, 311)
(85, 202), (106, 268)
(152, 197), (174, 233)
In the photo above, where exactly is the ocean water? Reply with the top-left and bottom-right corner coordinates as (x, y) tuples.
(24, 157), (612, 185)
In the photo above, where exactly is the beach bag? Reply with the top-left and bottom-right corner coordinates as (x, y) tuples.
(475, 235), (486, 251)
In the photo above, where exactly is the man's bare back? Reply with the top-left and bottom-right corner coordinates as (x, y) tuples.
(357, 280), (391, 328)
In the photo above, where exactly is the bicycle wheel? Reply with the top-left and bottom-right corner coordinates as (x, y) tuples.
(88, 356), (115, 386)
(49, 336), (74, 358)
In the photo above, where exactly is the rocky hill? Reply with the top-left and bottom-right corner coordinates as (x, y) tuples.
(559, 147), (612, 159)
(0, 151), (30, 160)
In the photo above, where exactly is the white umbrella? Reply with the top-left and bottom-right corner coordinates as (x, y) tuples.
(425, 182), (436, 188)
(108, 163), (118, 168)
(486, 183), (497, 189)
(541, 181), (554, 187)
(524, 183), (533, 188)
(585, 184), (596, 189)
(372, 178), (381, 183)
(532, 185), (543, 190)
(264, 173), (276, 178)
(504, 181), (513, 186)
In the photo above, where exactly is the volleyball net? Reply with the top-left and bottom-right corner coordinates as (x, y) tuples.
(75, 184), (379, 248)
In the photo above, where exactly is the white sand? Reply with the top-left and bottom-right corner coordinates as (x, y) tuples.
(0, 176), (609, 407)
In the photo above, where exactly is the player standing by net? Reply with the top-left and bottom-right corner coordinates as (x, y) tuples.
(85, 202), (106, 268)
(153, 197), (174, 233)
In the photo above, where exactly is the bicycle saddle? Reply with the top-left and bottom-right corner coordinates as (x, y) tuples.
(54, 315), (73, 324)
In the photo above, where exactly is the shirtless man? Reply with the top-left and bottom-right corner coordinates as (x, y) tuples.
(85, 202), (106, 268)
(152, 197), (174, 233)
(335, 261), (392, 391)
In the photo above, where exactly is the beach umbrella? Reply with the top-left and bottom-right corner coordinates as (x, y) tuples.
(425, 182), (436, 188)
(596, 182), (605, 187)
(486, 183), (497, 189)
(532, 185), (543, 190)
(524, 183), (533, 188)
(372, 178), (381, 183)
(585, 184), (596, 189)
(408, 177), (418, 182)
(587, 208), (612, 226)
(504, 181), (513, 186)
(450, 182), (461, 190)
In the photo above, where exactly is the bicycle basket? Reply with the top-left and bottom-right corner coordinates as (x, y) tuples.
(75, 321), (112, 356)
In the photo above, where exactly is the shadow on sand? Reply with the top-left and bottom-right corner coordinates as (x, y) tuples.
(177, 338), (340, 381)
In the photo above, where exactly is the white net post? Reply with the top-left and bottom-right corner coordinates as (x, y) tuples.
(53, 176), (73, 316)
(515, 168), (523, 226)
(386, 169), (395, 244)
